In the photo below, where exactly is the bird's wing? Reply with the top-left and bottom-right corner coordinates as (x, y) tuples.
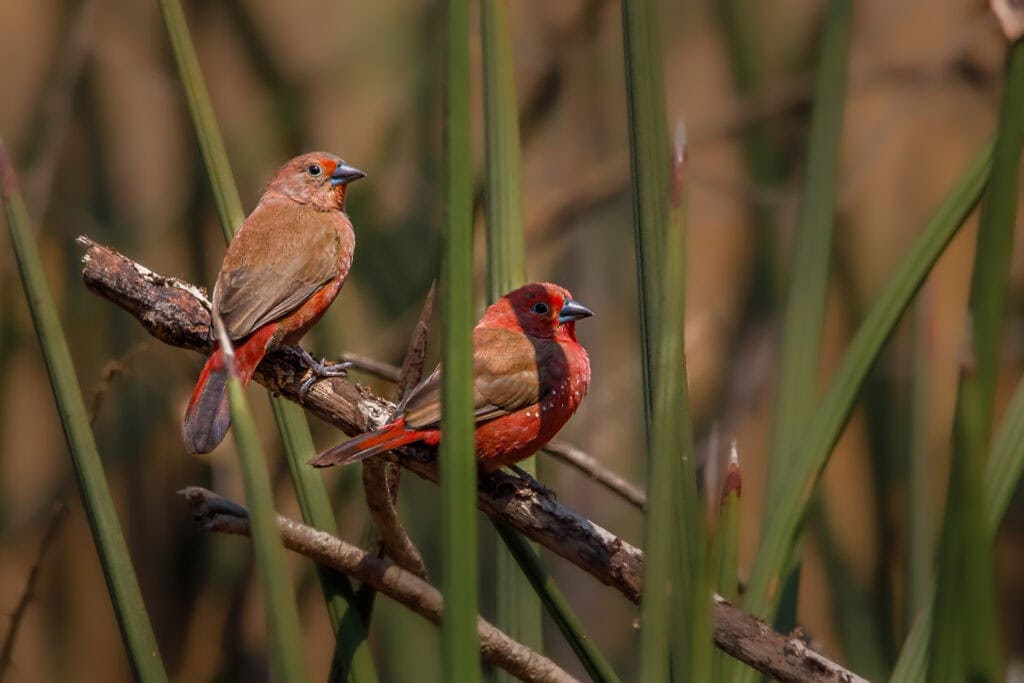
(401, 327), (552, 430)
(213, 202), (351, 340)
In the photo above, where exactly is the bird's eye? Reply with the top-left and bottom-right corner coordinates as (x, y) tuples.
(531, 302), (550, 315)
(307, 164), (322, 176)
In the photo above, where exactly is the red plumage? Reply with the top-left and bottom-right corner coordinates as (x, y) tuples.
(183, 152), (365, 454)
(311, 282), (593, 473)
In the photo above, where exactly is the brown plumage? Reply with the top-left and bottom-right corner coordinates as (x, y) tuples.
(183, 152), (365, 454)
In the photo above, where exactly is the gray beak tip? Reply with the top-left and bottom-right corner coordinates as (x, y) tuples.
(558, 299), (594, 323)
(330, 162), (366, 187)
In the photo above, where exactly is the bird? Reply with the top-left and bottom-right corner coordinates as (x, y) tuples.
(183, 152), (365, 455)
(310, 282), (593, 473)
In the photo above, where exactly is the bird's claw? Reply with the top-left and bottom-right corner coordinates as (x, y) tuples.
(296, 347), (351, 396)
(509, 464), (555, 498)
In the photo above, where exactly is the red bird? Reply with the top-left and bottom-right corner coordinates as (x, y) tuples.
(183, 152), (365, 454)
(311, 283), (593, 473)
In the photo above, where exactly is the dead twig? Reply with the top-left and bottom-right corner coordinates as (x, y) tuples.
(542, 440), (646, 511)
(87, 343), (148, 425)
(361, 282), (436, 579)
(81, 238), (868, 682)
(0, 504), (67, 681)
(180, 487), (577, 683)
(337, 352), (402, 383)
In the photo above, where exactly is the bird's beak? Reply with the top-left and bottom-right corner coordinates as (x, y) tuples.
(330, 162), (366, 187)
(558, 299), (594, 323)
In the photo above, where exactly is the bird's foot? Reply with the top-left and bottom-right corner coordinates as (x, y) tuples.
(295, 347), (352, 395)
(508, 464), (555, 498)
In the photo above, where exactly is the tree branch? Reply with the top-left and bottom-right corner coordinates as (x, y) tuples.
(80, 237), (867, 683)
(179, 487), (576, 683)
(542, 439), (646, 511)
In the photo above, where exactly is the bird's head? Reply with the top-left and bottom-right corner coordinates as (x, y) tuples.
(483, 282), (594, 342)
(262, 152), (365, 211)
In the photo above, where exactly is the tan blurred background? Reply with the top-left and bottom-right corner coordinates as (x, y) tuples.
(1, 0), (1022, 680)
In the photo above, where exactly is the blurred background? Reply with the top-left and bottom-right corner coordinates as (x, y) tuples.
(1, 0), (1022, 680)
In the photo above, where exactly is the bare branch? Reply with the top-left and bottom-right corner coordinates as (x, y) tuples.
(543, 440), (646, 511)
(338, 352), (402, 383)
(360, 281), (435, 578)
(81, 239), (868, 683)
(179, 487), (577, 683)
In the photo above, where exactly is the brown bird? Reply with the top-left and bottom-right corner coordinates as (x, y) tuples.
(311, 283), (593, 473)
(183, 152), (365, 454)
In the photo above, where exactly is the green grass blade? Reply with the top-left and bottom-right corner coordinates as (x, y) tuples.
(621, 0), (669, 404)
(896, 223), (1024, 683)
(711, 448), (741, 683)
(892, 340), (1024, 683)
(269, 399), (378, 682)
(623, 0), (710, 665)
(926, 38), (1024, 683)
(986, 369), (1024, 534)
(493, 524), (620, 683)
(811, 498), (891, 681)
(156, 0), (244, 236)
(741, 141), (993, 627)
(905, 306), (936, 626)
(0, 143), (167, 682)
(714, 0), (784, 300)
(762, 0), (852, 514)
(758, 1), (852, 641)
(155, 1), (375, 678)
(480, 0), (543, 667)
(440, 0), (479, 679)
(216, 321), (308, 682)
(482, 0), (526, 302)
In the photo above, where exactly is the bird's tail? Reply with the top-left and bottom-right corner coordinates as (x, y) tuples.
(183, 326), (274, 454)
(310, 419), (422, 468)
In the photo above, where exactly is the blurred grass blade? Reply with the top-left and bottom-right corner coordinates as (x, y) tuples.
(741, 141), (993, 627)
(0, 142), (167, 682)
(986, 367), (1024, 534)
(810, 498), (890, 681)
(759, 0), (852, 640)
(622, 0), (669, 403)
(270, 400), (378, 681)
(480, 0), (543, 666)
(892, 342), (1024, 683)
(762, 0), (851, 516)
(622, 0), (710, 666)
(213, 318), (309, 682)
(978, 39), (1024, 535)
(155, 1), (376, 678)
(156, 0), (243, 238)
(711, 445), (741, 683)
(494, 524), (620, 683)
(715, 0), (784, 300)
(896, 268), (1024, 683)
(927, 38), (1024, 683)
(440, 0), (479, 679)
(621, 0), (669, 675)
(905, 302), (936, 626)
(482, 0), (526, 302)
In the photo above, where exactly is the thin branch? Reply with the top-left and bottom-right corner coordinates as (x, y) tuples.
(0, 504), (67, 681)
(393, 281), (436, 403)
(338, 352), (402, 383)
(361, 281), (435, 578)
(80, 238), (868, 682)
(542, 440), (646, 511)
(179, 487), (577, 683)
(87, 343), (148, 425)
